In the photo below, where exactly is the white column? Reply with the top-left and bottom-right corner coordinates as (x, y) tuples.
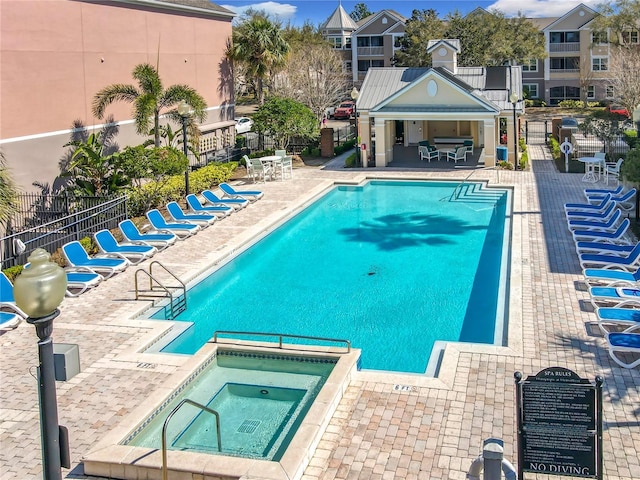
(374, 118), (386, 167)
(483, 119), (496, 167)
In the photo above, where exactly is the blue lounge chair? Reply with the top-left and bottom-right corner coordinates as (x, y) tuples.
(572, 218), (630, 242)
(583, 266), (640, 286)
(186, 194), (233, 217)
(201, 190), (249, 210)
(589, 285), (640, 306)
(565, 201), (616, 220)
(604, 331), (640, 368)
(219, 182), (264, 201)
(595, 306), (640, 334)
(0, 311), (21, 330)
(0, 272), (28, 319)
(567, 209), (621, 231)
(65, 267), (103, 297)
(564, 194), (611, 213)
(62, 241), (128, 279)
(585, 188), (636, 208)
(146, 209), (200, 238)
(584, 184), (624, 198)
(166, 202), (216, 227)
(576, 241), (635, 256)
(119, 219), (177, 250)
(94, 229), (157, 265)
(579, 241), (640, 270)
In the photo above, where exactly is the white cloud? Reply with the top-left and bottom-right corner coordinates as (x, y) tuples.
(487, 0), (600, 17)
(220, 2), (297, 23)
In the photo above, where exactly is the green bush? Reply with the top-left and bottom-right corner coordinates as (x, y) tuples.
(558, 100), (583, 109)
(335, 139), (356, 155)
(524, 99), (546, 107)
(548, 136), (561, 160)
(344, 152), (357, 167)
(235, 136), (247, 148)
(623, 129), (638, 150)
(497, 161), (513, 170)
(621, 149), (640, 184)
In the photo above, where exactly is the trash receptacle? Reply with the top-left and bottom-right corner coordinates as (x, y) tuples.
(496, 146), (508, 161)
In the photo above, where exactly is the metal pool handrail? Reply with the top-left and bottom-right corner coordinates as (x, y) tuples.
(161, 398), (221, 480)
(212, 330), (351, 353)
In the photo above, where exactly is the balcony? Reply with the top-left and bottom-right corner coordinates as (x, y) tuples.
(549, 42), (580, 52)
(357, 46), (384, 56)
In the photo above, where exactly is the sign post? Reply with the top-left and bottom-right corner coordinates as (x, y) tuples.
(515, 368), (603, 479)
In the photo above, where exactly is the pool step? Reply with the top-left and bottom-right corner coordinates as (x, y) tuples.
(134, 261), (187, 320)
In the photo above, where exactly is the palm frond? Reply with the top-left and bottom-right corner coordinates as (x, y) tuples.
(92, 84), (139, 118)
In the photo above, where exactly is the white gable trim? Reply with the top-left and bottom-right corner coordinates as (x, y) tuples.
(369, 69), (500, 114)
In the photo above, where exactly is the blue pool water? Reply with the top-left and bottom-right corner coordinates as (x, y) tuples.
(125, 351), (335, 460)
(152, 180), (510, 373)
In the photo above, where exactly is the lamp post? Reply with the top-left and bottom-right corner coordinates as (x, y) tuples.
(351, 87), (360, 167)
(13, 249), (68, 480)
(177, 101), (192, 194)
(510, 92), (519, 170)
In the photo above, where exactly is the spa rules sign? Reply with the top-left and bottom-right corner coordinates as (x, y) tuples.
(514, 367), (603, 479)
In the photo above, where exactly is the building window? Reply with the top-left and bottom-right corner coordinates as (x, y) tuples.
(621, 30), (639, 44)
(358, 59), (386, 73)
(550, 57), (580, 71)
(357, 36), (383, 47)
(393, 35), (403, 49)
(522, 59), (537, 72)
(328, 37), (342, 49)
(550, 31), (580, 43)
(371, 60), (384, 68)
(587, 85), (595, 99)
(523, 84), (538, 98)
(606, 86), (614, 98)
(345, 37), (351, 49)
(592, 57), (608, 71)
(549, 85), (580, 105)
(592, 31), (608, 44)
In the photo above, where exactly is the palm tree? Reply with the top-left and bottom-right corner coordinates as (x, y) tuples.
(0, 151), (19, 228)
(92, 63), (207, 147)
(228, 14), (289, 104)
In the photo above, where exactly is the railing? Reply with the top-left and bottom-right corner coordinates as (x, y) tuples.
(1, 195), (127, 269)
(357, 46), (384, 56)
(212, 330), (351, 353)
(161, 399), (221, 480)
(549, 42), (580, 52)
(134, 261), (186, 320)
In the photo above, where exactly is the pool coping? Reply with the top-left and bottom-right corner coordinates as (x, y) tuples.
(82, 342), (361, 480)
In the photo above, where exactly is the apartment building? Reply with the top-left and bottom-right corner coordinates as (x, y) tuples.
(0, 0), (235, 192)
(322, 3), (638, 106)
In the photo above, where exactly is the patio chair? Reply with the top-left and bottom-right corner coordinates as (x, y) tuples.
(463, 140), (474, 158)
(595, 305), (640, 334)
(604, 331), (640, 368)
(274, 149), (286, 158)
(585, 188), (635, 211)
(62, 241), (128, 279)
(572, 218), (630, 242)
(565, 200), (617, 221)
(565, 193), (612, 213)
(578, 239), (640, 270)
(419, 146), (439, 162)
(94, 229), (157, 265)
(584, 184), (624, 198)
(567, 208), (622, 232)
(446, 146), (467, 163)
(242, 155), (254, 181)
(166, 201), (217, 227)
(249, 158), (273, 183)
(279, 154), (293, 180)
(146, 209), (200, 239)
(604, 158), (624, 186)
(202, 190), (249, 209)
(576, 240), (635, 256)
(119, 219), (177, 249)
(0, 311), (21, 330)
(65, 267), (103, 297)
(219, 182), (264, 201)
(186, 194), (233, 217)
(583, 265), (640, 286)
(0, 272), (28, 319)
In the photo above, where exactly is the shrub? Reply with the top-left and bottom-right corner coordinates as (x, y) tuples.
(344, 152), (357, 167)
(497, 161), (513, 170)
(335, 139), (356, 155)
(558, 99), (583, 109)
(548, 136), (561, 161)
(623, 129), (638, 150)
(621, 149), (640, 184)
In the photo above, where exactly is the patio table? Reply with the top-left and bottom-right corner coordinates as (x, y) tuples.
(578, 157), (604, 183)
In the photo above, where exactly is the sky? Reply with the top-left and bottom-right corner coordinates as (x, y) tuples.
(218, 0), (602, 26)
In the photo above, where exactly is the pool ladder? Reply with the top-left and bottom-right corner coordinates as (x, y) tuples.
(161, 399), (221, 480)
(134, 261), (186, 320)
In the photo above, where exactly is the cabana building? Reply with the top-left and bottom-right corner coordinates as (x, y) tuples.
(355, 39), (524, 168)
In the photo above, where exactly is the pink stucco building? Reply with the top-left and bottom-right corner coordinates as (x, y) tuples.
(0, 0), (235, 192)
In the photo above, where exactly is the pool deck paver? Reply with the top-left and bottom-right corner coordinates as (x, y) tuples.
(1, 145), (639, 480)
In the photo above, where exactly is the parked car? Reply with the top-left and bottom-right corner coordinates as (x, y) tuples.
(560, 117), (579, 132)
(235, 117), (253, 134)
(606, 105), (630, 118)
(333, 101), (355, 120)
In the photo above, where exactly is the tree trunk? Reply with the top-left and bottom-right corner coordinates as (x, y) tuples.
(154, 110), (161, 147)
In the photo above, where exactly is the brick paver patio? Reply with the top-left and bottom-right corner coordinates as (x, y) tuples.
(1, 145), (639, 480)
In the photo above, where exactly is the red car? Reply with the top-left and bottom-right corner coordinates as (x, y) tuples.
(333, 101), (355, 119)
(606, 105), (630, 117)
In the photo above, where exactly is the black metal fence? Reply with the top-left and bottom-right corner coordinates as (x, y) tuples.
(235, 125), (355, 156)
(1, 195), (127, 270)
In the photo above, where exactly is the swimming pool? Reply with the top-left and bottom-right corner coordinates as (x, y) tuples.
(150, 180), (511, 374)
